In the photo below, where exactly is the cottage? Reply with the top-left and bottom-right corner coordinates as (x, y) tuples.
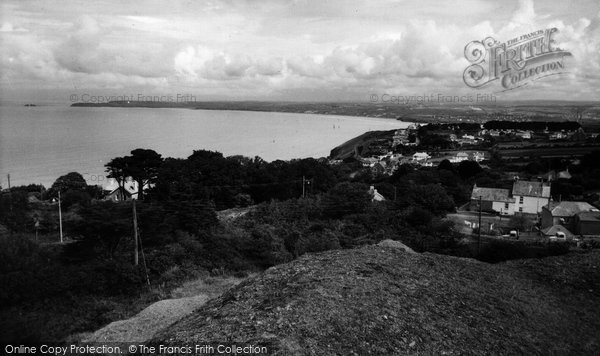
(541, 201), (599, 230)
(543, 169), (571, 181)
(512, 180), (551, 214)
(574, 211), (600, 236)
(450, 151), (469, 163)
(361, 157), (379, 167)
(412, 152), (431, 162)
(368, 186), (386, 202)
(471, 151), (485, 162)
(540, 225), (574, 240)
(470, 185), (515, 215)
(517, 130), (532, 139)
(105, 186), (135, 202)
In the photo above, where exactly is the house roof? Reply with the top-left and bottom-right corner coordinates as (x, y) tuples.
(576, 211), (600, 222)
(541, 225), (574, 237)
(512, 180), (550, 197)
(108, 186), (134, 196)
(544, 201), (599, 217)
(544, 170), (572, 180)
(471, 187), (514, 202)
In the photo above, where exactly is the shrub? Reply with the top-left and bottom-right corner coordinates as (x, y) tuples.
(295, 231), (341, 256)
(478, 240), (570, 263)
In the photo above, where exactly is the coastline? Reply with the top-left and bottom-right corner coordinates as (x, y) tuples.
(70, 100), (600, 126)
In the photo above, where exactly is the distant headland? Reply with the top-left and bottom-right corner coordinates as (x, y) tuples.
(71, 100), (600, 125)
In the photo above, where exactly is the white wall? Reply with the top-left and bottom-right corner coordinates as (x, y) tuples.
(514, 195), (548, 214)
(492, 201), (515, 215)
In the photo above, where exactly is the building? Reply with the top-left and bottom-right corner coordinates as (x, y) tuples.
(512, 180), (551, 214)
(543, 169), (572, 181)
(105, 186), (135, 202)
(470, 185), (515, 215)
(450, 151), (469, 163)
(574, 211), (600, 236)
(517, 130), (532, 139)
(412, 152), (431, 162)
(471, 152), (485, 162)
(540, 225), (574, 239)
(541, 201), (599, 230)
(369, 186), (386, 202)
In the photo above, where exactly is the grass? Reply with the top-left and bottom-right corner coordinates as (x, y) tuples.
(152, 246), (600, 355)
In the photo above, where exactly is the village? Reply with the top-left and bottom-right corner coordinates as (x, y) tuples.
(328, 119), (600, 243)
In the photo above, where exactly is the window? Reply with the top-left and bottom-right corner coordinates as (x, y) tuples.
(519, 196), (523, 204)
(504, 203), (509, 209)
(519, 207), (523, 212)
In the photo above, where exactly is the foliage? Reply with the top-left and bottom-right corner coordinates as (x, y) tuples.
(49, 172), (87, 197)
(478, 240), (570, 263)
(321, 182), (371, 218)
(508, 215), (534, 231)
(0, 190), (30, 232)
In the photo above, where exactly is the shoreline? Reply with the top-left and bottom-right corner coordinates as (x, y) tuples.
(70, 100), (600, 126)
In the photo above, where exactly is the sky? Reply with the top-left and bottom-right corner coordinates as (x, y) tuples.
(1, 0), (599, 103)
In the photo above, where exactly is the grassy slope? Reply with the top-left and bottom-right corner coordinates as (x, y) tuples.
(329, 130), (396, 160)
(153, 246), (600, 355)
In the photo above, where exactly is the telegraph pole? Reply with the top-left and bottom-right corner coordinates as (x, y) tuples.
(7, 174), (12, 212)
(58, 190), (63, 243)
(478, 195), (482, 256)
(132, 199), (139, 266)
(302, 176), (306, 198)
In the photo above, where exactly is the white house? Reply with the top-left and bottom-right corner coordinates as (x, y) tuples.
(412, 152), (431, 162)
(369, 186), (386, 202)
(512, 180), (551, 214)
(470, 185), (515, 215)
(472, 151), (485, 162)
(450, 151), (469, 163)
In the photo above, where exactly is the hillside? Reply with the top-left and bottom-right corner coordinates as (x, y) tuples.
(329, 130), (396, 160)
(153, 245), (600, 355)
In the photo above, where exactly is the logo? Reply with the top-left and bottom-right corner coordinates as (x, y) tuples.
(463, 28), (571, 91)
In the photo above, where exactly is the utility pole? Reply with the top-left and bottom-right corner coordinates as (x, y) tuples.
(302, 176), (306, 198)
(478, 195), (482, 256)
(7, 174), (12, 213)
(58, 190), (63, 243)
(132, 199), (139, 266)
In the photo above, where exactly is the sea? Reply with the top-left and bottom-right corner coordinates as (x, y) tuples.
(0, 103), (409, 188)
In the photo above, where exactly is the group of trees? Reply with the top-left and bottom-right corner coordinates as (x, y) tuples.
(105, 149), (163, 201)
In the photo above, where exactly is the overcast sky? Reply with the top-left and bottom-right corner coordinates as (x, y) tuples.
(1, 0), (599, 103)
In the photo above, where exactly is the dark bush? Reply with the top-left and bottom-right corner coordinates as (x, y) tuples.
(478, 240), (570, 263)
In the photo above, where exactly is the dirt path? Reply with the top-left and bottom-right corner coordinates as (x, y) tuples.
(82, 295), (209, 343)
(80, 275), (246, 343)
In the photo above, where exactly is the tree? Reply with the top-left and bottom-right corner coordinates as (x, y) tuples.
(321, 182), (371, 218)
(105, 157), (131, 201)
(127, 149), (163, 201)
(438, 159), (455, 173)
(405, 184), (456, 215)
(509, 215), (533, 232)
(457, 161), (483, 180)
(50, 172), (87, 196)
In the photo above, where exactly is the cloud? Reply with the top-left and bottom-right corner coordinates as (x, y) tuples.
(1, 0), (599, 101)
